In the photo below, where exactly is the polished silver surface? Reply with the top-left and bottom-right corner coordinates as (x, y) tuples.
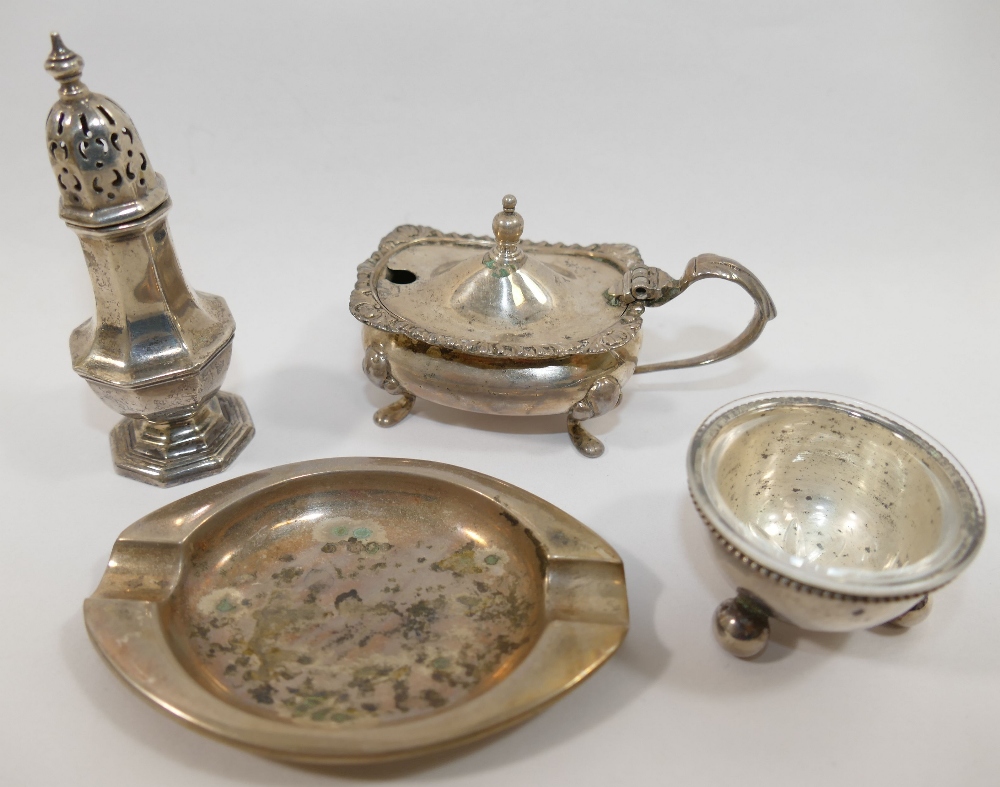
(351, 195), (776, 456)
(713, 597), (770, 659)
(688, 393), (985, 657)
(45, 34), (254, 486)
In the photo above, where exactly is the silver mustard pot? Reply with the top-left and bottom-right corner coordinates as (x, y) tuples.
(350, 195), (776, 456)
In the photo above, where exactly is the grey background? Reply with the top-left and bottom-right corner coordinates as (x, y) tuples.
(1, 1), (998, 785)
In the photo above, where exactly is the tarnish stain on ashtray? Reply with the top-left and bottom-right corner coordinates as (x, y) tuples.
(174, 495), (539, 725)
(85, 458), (628, 763)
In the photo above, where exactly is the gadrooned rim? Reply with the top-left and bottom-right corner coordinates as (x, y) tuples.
(687, 392), (986, 598)
(349, 225), (647, 359)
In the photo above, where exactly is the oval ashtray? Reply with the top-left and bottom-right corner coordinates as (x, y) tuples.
(84, 458), (628, 762)
(688, 393), (985, 658)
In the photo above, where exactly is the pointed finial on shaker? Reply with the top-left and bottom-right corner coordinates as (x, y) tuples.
(45, 33), (88, 97)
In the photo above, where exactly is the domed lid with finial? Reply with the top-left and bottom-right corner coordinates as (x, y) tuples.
(350, 194), (649, 359)
(44, 33), (168, 228)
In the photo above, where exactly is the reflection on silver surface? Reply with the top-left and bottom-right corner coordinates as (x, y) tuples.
(352, 195), (777, 456)
(693, 395), (982, 589)
(688, 393), (985, 655)
(44, 35), (254, 485)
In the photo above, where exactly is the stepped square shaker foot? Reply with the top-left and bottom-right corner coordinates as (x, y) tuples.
(43, 34), (255, 485)
(110, 392), (255, 487)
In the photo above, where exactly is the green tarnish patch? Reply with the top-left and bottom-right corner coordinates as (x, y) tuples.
(182, 503), (540, 727)
(292, 696), (324, 716)
(432, 542), (484, 577)
(323, 538), (393, 556)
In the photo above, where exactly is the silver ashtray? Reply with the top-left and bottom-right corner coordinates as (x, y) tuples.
(688, 393), (985, 658)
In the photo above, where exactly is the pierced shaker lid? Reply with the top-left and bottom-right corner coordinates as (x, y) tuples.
(44, 33), (168, 228)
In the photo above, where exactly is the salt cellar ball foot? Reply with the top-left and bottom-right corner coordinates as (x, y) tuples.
(713, 596), (770, 658)
(887, 595), (932, 629)
(44, 34), (254, 485)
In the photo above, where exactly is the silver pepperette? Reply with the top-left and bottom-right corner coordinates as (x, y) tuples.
(44, 33), (254, 486)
